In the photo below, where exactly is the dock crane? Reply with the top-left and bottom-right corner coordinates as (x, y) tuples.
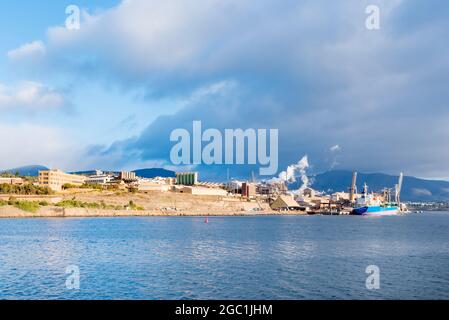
(395, 172), (403, 206)
(349, 171), (358, 203)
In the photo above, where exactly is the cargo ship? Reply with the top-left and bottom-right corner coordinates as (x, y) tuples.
(352, 183), (399, 216)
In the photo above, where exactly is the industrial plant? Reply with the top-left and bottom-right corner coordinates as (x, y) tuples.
(24, 166), (408, 216)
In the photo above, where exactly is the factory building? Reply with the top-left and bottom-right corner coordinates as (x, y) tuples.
(226, 180), (242, 194)
(138, 182), (171, 192)
(242, 182), (257, 198)
(256, 182), (287, 196)
(165, 177), (177, 185)
(38, 169), (86, 191)
(295, 188), (340, 213)
(176, 172), (198, 186)
(119, 171), (137, 182)
(175, 186), (227, 196)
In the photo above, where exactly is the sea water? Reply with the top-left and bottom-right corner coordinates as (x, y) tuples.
(0, 212), (448, 299)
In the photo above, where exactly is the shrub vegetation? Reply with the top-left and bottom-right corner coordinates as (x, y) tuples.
(0, 184), (53, 195)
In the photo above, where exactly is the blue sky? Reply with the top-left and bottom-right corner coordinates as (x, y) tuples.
(0, 0), (448, 180)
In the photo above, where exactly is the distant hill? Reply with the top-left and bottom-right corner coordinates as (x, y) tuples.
(0, 165), (48, 177)
(133, 168), (176, 178)
(70, 170), (102, 176)
(311, 170), (449, 202)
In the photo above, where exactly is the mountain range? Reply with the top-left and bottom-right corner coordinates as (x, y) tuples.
(310, 170), (449, 202)
(0, 165), (49, 177)
(2, 165), (449, 202)
(132, 168), (176, 178)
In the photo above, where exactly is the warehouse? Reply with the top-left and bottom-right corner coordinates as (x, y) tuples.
(271, 195), (302, 211)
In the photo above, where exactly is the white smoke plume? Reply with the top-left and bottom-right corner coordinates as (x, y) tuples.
(328, 144), (341, 170)
(269, 155), (310, 194)
(330, 144), (341, 152)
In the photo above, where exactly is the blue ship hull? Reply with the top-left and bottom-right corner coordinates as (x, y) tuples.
(352, 205), (399, 216)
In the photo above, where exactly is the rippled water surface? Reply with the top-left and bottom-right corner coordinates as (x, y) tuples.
(1, 212), (449, 299)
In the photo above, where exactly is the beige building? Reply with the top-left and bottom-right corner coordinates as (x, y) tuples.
(138, 181), (171, 192)
(176, 186), (227, 196)
(0, 177), (24, 185)
(119, 171), (137, 181)
(38, 169), (86, 191)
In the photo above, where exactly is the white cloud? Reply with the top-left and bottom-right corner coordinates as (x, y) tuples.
(7, 40), (46, 61)
(7, 1), (406, 89)
(6, 0), (449, 178)
(185, 80), (237, 105)
(9, 0), (331, 82)
(330, 145), (341, 153)
(0, 82), (66, 111)
(0, 123), (79, 170)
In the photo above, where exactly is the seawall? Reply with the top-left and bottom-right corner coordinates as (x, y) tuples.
(0, 206), (297, 219)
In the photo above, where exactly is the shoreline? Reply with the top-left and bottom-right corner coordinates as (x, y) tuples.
(0, 205), (301, 219)
(0, 190), (305, 219)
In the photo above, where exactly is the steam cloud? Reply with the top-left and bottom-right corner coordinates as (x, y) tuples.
(269, 155), (310, 194)
(328, 144), (342, 170)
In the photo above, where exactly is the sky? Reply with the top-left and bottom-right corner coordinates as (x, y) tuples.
(0, 0), (448, 180)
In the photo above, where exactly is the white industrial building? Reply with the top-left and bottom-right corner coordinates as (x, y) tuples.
(85, 174), (114, 185)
